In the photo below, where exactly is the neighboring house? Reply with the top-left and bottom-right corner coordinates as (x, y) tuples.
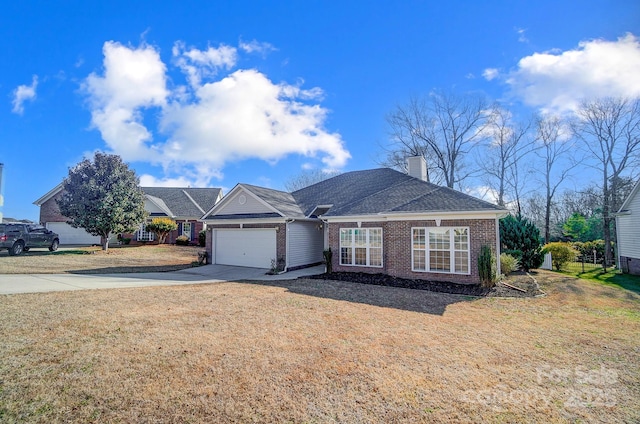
(34, 185), (222, 245)
(616, 179), (640, 276)
(202, 157), (509, 284)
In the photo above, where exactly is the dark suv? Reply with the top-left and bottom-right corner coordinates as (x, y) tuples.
(0, 224), (60, 256)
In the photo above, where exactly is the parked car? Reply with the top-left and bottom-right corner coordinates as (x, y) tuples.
(0, 224), (60, 256)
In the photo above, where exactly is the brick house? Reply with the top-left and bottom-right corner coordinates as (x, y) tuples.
(34, 185), (222, 245)
(202, 157), (508, 284)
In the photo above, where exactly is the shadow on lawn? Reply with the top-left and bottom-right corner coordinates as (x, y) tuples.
(68, 264), (195, 274)
(243, 278), (475, 315)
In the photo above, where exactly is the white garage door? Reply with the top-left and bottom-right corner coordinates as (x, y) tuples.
(215, 229), (276, 268)
(46, 222), (101, 245)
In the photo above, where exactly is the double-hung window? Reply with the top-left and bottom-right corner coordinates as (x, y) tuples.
(340, 228), (383, 267)
(412, 227), (469, 274)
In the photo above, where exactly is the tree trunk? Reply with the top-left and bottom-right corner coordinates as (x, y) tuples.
(602, 175), (612, 267)
(101, 234), (110, 252)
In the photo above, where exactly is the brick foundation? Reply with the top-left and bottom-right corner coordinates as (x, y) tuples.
(620, 256), (640, 276)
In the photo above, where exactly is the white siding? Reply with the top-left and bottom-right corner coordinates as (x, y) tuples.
(215, 190), (274, 215)
(144, 199), (166, 214)
(618, 190), (640, 259)
(287, 221), (324, 268)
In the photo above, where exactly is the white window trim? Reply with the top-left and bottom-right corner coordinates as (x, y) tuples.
(137, 223), (155, 242)
(339, 227), (383, 268)
(411, 226), (471, 275)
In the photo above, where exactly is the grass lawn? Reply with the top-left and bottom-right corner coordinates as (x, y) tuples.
(563, 267), (640, 294)
(1, 270), (639, 423)
(0, 244), (202, 274)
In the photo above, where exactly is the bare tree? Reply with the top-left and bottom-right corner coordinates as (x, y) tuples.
(573, 97), (640, 265)
(284, 168), (341, 192)
(478, 108), (533, 208)
(535, 115), (579, 243)
(383, 91), (491, 189)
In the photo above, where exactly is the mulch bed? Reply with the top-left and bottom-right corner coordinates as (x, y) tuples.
(309, 270), (544, 298)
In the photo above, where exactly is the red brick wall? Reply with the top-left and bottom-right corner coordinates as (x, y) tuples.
(206, 223), (286, 264)
(328, 219), (498, 284)
(39, 193), (68, 224)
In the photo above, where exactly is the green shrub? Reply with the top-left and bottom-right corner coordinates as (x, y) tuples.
(500, 215), (543, 271)
(175, 235), (190, 246)
(500, 253), (519, 276)
(502, 249), (523, 262)
(542, 242), (578, 271)
(199, 230), (206, 247)
(478, 245), (496, 288)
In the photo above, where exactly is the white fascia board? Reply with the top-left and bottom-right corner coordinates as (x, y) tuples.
(323, 210), (508, 223)
(204, 184), (285, 219)
(33, 183), (64, 205)
(202, 217), (287, 226)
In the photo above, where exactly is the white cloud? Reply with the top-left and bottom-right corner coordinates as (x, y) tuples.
(83, 41), (168, 161)
(239, 39), (277, 56)
(504, 33), (640, 113)
(173, 42), (237, 87)
(11, 75), (38, 114)
(139, 174), (196, 187)
(159, 69), (350, 177)
(83, 39), (350, 185)
(482, 68), (499, 81)
(515, 27), (529, 43)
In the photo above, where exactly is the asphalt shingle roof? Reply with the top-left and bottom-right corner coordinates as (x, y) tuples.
(141, 187), (221, 218)
(292, 168), (505, 217)
(240, 184), (306, 218)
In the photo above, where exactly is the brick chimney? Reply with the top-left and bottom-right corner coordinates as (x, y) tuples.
(407, 156), (428, 182)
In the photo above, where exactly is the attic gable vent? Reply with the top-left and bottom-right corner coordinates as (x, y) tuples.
(309, 205), (332, 218)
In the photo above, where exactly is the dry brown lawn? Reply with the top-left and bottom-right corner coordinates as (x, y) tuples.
(1, 270), (638, 423)
(0, 245), (202, 274)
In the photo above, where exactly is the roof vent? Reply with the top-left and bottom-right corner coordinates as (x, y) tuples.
(407, 156), (428, 182)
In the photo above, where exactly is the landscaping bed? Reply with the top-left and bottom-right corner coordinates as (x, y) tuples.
(310, 270), (543, 297)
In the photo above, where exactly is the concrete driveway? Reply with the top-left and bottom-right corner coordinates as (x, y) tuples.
(0, 264), (325, 295)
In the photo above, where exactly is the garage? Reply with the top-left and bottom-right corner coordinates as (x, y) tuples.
(214, 229), (276, 268)
(46, 222), (101, 245)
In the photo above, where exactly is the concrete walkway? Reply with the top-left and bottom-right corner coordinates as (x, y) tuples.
(0, 264), (326, 295)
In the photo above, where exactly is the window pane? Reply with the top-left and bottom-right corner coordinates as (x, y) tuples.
(354, 229), (367, 247)
(429, 229), (450, 250)
(340, 229), (352, 246)
(340, 247), (352, 265)
(454, 228), (468, 250)
(413, 228), (425, 249)
(369, 229), (382, 247)
(370, 248), (382, 267)
(355, 247), (367, 265)
(430, 250), (451, 272)
(413, 250), (426, 270)
(455, 251), (469, 273)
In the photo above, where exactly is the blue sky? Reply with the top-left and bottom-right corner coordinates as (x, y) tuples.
(1, 0), (639, 221)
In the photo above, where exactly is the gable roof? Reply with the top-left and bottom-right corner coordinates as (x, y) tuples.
(202, 183), (305, 220)
(34, 184), (222, 219)
(203, 168), (506, 221)
(617, 179), (640, 214)
(292, 168), (505, 217)
(141, 187), (222, 218)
